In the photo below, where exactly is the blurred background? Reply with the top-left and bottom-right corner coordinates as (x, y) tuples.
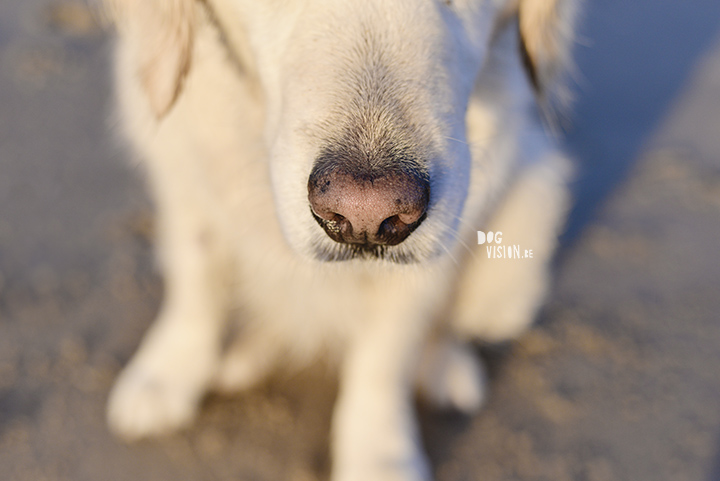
(1, 1), (719, 480)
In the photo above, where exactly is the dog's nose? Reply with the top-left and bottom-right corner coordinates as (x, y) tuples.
(308, 168), (429, 246)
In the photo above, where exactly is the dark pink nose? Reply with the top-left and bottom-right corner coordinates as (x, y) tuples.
(308, 168), (429, 246)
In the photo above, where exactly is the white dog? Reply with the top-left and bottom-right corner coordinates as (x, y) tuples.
(104, 1), (580, 480)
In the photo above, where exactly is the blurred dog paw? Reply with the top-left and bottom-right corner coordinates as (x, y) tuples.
(107, 364), (201, 441)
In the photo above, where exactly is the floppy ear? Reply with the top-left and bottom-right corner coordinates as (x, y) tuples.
(107, 0), (196, 118)
(517, 0), (580, 103)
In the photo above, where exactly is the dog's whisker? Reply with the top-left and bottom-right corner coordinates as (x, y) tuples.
(436, 218), (479, 262)
(450, 231), (478, 260)
(443, 135), (470, 146)
(437, 241), (460, 267)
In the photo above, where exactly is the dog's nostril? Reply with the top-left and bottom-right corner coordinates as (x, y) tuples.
(310, 211), (355, 243)
(329, 213), (352, 235)
(377, 211), (427, 245)
(378, 215), (405, 244)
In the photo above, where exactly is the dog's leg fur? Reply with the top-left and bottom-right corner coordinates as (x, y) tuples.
(106, 13), (244, 439)
(213, 325), (284, 393)
(331, 274), (453, 481)
(435, 17), (572, 345)
(334, 334), (430, 481)
(414, 335), (486, 414)
(106, 178), (232, 439)
(452, 143), (571, 343)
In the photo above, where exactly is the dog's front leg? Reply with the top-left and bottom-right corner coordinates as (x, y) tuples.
(453, 146), (572, 343)
(107, 179), (231, 440)
(332, 289), (437, 481)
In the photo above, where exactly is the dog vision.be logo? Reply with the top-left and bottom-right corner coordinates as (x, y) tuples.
(477, 231), (533, 259)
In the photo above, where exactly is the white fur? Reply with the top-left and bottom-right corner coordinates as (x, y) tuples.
(105, 1), (579, 480)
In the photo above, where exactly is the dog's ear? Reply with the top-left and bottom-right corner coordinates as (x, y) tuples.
(107, 0), (196, 118)
(517, 0), (580, 104)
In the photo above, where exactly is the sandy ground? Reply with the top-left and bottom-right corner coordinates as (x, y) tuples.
(1, 1), (720, 480)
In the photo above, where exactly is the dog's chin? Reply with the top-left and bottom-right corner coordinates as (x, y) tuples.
(309, 239), (421, 264)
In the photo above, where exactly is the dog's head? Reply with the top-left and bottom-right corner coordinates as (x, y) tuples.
(109, 0), (578, 264)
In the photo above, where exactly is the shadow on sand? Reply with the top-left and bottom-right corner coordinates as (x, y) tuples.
(556, 2), (720, 478)
(560, 0), (720, 248)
